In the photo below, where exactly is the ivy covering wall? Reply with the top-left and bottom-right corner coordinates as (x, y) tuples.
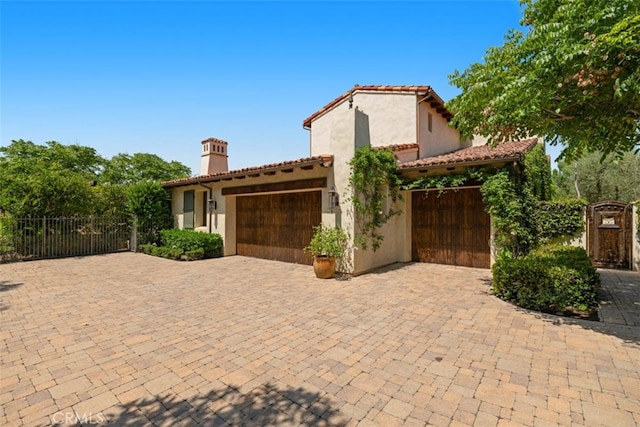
(349, 143), (587, 258)
(348, 146), (403, 251)
(535, 199), (588, 244)
(403, 143), (566, 258)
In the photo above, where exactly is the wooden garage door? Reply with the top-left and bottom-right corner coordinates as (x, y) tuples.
(412, 188), (490, 268)
(236, 191), (321, 265)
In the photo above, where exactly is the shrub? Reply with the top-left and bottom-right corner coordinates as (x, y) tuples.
(160, 229), (223, 258)
(304, 224), (348, 258)
(156, 246), (184, 260)
(184, 248), (205, 261)
(492, 245), (599, 312)
(139, 244), (155, 255)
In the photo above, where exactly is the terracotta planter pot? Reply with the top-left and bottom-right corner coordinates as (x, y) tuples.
(313, 256), (336, 279)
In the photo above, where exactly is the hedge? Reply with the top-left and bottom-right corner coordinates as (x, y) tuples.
(160, 229), (223, 258)
(492, 245), (600, 313)
(535, 198), (587, 244)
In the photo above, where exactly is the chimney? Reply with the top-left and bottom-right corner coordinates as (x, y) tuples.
(200, 138), (229, 175)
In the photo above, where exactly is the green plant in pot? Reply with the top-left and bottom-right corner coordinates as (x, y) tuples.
(304, 224), (348, 279)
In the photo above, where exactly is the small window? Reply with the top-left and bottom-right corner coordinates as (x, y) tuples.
(428, 113), (433, 132)
(183, 190), (195, 229)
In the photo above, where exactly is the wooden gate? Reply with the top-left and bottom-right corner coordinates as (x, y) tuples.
(412, 188), (490, 268)
(236, 191), (321, 265)
(587, 201), (632, 269)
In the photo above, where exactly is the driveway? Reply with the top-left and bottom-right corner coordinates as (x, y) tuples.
(1, 253), (639, 426)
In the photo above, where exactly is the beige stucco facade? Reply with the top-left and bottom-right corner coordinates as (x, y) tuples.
(169, 164), (331, 258)
(310, 89), (463, 161)
(165, 85), (540, 275)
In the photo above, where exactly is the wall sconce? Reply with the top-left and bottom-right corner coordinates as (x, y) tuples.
(208, 197), (217, 212)
(328, 186), (339, 212)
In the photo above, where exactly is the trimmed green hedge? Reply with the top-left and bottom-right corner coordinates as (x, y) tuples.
(139, 229), (222, 261)
(535, 198), (587, 244)
(492, 245), (599, 313)
(160, 229), (223, 258)
(139, 244), (183, 260)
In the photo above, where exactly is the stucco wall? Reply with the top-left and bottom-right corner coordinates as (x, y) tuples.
(310, 92), (417, 157)
(169, 165), (331, 258)
(327, 108), (368, 273)
(352, 196), (411, 274)
(170, 185), (226, 237)
(418, 101), (463, 157)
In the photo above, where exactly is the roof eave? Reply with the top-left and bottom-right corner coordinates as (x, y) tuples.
(162, 156), (333, 188)
(399, 156), (522, 173)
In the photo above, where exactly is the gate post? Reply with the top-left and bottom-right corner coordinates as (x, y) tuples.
(130, 217), (138, 252)
(42, 217), (46, 258)
(633, 203), (639, 271)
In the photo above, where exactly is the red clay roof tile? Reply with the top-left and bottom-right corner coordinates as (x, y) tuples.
(376, 143), (419, 152)
(302, 85), (444, 129)
(162, 155), (333, 187)
(399, 138), (539, 170)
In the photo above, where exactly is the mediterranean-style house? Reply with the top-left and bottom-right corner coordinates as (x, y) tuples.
(163, 85), (541, 274)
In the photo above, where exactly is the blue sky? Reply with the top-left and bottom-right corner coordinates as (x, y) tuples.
(2, 1), (556, 175)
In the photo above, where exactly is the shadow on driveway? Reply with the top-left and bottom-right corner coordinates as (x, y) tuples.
(0, 280), (22, 311)
(61, 383), (348, 426)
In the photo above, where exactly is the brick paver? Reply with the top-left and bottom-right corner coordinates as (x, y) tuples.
(598, 269), (640, 327)
(1, 253), (639, 425)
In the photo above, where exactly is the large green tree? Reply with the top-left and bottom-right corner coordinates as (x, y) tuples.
(0, 140), (190, 218)
(0, 140), (103, 217)
(101, 153), (191, 185)
(552, 151), (640, 202)
(448, 0), (640, 160)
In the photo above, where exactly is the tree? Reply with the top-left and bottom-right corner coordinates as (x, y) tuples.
(448, 0), (640, 160)
(0, 140), (103, 217)
(0, 140), (190, 218)
(552, 151), (640, 202)
(101, 153), (191, 185)
(126, 181), (173, 244)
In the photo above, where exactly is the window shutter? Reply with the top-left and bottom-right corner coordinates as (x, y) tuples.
(184, 190), (195, 229)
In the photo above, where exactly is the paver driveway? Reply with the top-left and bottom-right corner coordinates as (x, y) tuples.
(1, 253), (639, 426)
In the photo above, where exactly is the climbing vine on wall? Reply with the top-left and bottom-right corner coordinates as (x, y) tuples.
(348, 146), (403, 251)
(403, 144), (553, 258)
(402, 166), (497, 192)
(534, 198), (588, 244)
(481, 168), (538, 258)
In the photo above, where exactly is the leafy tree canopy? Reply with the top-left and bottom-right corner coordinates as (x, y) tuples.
(448, 0), (640, 160)
(0, 139), (190, 218)
(101, 153), (191, 185)
(552, 151), (640, 203)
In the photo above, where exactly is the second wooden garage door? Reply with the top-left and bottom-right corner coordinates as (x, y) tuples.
(236, 191), (321, 265)
(412, 188), (490, 268)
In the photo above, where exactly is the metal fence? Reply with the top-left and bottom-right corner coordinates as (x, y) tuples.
(0, 216), (132, 263)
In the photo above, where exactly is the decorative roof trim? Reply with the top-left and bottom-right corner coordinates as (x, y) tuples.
(398, 138), (540, 171)
(375, 143), (419, 152)
(202, 137), (228, 145)
(302, 85), (453, 129)
(162, 155), (333, 188)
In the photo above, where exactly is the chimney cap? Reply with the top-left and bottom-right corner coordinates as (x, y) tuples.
(202, 137), (228, 145)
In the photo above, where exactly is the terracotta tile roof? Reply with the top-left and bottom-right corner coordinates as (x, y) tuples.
(399, 138), (539, 170)
(376, 143), (419, 152)
(162, 155), (333, 188)
(202, 137), (228, 145)
(302, 85), (450, 128)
